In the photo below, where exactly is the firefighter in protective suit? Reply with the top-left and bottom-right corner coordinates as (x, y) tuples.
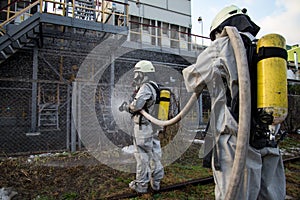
(120, 60), (164, 193)
(182, 5), (286, 200)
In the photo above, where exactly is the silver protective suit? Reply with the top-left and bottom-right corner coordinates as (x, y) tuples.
(129, 81), (164, 190)
(182, 34), (286, 200)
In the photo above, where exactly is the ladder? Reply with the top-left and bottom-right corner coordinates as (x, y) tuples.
(38, 83), (60, 130)
(38, 103), (59, 130)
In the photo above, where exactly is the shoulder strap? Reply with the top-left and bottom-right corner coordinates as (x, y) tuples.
(147, 82), (160, 104)
(226, 34), (257, 121)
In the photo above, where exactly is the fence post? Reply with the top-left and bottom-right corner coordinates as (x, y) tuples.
(31, 47), (38, 132)
(71, 81), (77, 152)
(66, 83), (71, 150)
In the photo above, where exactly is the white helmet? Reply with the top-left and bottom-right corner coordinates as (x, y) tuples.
(210, 5), (248, 40)
(134, 60), (155, 73)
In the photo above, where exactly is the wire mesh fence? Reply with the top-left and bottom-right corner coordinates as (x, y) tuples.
(1, 47), (299, 158)
(0, 78), (71, 155)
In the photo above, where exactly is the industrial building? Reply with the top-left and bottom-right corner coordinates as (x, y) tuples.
(1, 1), (298, 156)
(0, 0), (207, 155)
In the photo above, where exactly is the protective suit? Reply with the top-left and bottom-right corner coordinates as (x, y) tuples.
(125, 60), (164, 193)
(182, 5), (286, 200)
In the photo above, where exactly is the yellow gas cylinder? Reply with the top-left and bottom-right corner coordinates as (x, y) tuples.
(158, 89), (171, 120)
(256, 33), (288, 125)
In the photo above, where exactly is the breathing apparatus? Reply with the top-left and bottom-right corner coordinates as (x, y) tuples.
(252, 33), (288, 148)
(256, 34), (288, 124)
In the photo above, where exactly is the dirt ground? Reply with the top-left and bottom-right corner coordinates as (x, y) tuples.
(0, 134), (299, 200)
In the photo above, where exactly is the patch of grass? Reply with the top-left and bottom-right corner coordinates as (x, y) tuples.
(1, 136), (299, 200)
(33, 195), (55, 200)
(61, 192), (78, 200)
(285, 161), (300, 199)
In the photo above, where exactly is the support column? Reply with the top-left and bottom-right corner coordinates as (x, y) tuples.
(31, 47), (38, 132)
(71, 82), (77, 152)
(199, 94), (203, 125)
(124, 0), (128, 26)
(66, 84), (71, 150)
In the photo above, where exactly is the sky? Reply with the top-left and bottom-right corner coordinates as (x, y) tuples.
(191, 0), (300, 46)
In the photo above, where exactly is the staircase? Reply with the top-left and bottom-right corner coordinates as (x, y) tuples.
(0, 0), (129, 64)
(0, 0), (41, 64)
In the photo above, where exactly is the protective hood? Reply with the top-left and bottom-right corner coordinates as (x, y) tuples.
(210, 14), (260, 41)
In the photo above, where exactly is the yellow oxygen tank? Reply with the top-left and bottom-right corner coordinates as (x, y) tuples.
(157, 89), (171, 120)
(256, 33), (288, 125)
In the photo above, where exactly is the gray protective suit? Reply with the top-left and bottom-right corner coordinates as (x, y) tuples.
(129, 81), (164, 191)
(182, 34), (286, 200)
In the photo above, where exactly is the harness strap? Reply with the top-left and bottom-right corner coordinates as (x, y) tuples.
(257, 46), (287, 62)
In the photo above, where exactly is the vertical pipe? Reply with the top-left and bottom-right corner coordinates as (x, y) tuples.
(7, 0), (11, 20)
(199, 94), (203, 124)
(31, 47), (38, 132)
(294, 51), (299, 71)
(112, 3), (115, 26)
(56, 84), (60, 129)
(66, 84), (71, 150)
(92, 0), (96, 21)
(124, 0), (128, 26)
(294, 51), (300, 80)
(101, 0), (104, 23)
(78, 83), (81, 150)
(155, 20), (158, 46)
(60, 56), (63, 81)
(72, 0), (75, 18)
(39, 0), (43, 13)
(71, 81), (77, 152)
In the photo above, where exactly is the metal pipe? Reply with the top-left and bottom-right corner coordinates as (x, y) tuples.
(294, 51), (299, 71)
(31, 47), (38, 132)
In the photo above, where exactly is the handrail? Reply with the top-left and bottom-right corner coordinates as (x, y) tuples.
(129, 20), (210, 39)
(0, 0), (20, 12)
(0, 0), (203, 52)
(0, 0), (129, 32)
(106, 0), (129, 6)
(0, 1), (39, 30)
(129, 20), (208, 50)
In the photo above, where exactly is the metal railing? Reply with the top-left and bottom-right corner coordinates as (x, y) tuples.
(129, 20), (209, 52)
(0, 0), (207, 51)
(0, 0), (129, 34)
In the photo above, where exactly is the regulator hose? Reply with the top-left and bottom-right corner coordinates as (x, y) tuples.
(140, 26), (251, 199)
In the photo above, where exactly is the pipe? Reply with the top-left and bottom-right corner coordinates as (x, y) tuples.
(294, 51), (299, 71)
(140, 26), (251, 199)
